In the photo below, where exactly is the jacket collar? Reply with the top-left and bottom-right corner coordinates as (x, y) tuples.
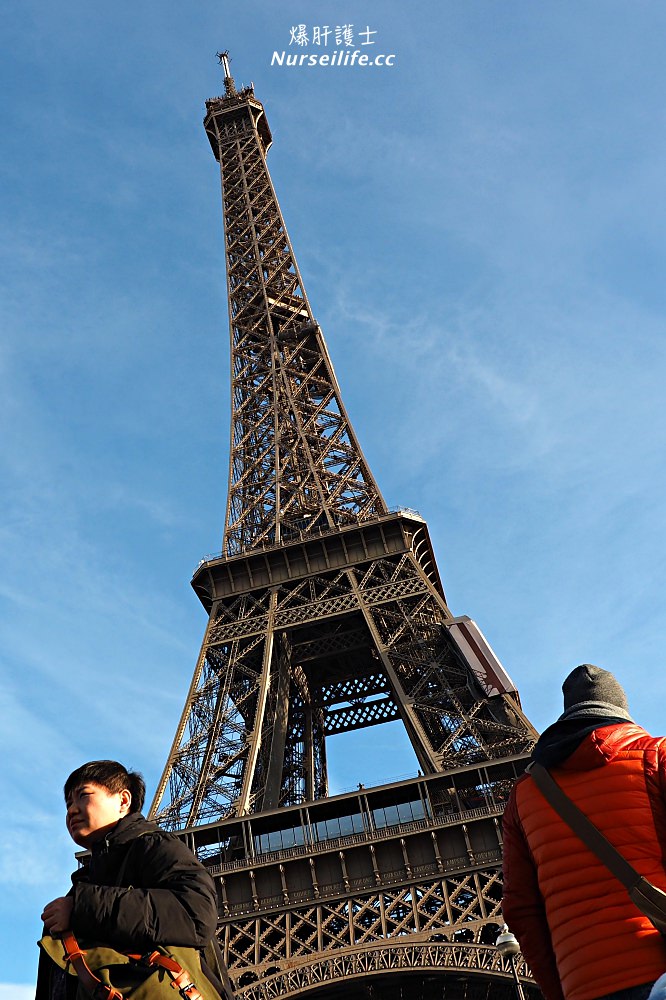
(531, 719), (646, 769)
(92, 812), (156, 854)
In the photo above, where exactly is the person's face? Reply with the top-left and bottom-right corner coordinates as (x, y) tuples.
(65, 782), (131, 847)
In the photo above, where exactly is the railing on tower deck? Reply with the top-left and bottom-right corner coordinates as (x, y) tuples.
(193, 506), (425, 573)
(202, 801), (505, 876)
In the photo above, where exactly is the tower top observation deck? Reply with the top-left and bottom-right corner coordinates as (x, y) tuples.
(205, 50), (272, 158)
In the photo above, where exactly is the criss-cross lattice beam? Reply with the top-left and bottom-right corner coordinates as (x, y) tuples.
(219, 868), (526, 979)
(203, 87), (385, 557)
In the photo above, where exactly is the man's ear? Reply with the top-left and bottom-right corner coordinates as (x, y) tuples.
(119, 788), (132, 816)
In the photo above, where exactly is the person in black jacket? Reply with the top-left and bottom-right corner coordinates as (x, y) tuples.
(37, 760), (230, 1000)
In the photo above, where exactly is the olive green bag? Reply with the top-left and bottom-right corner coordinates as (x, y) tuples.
(39, 933), (224, 1000)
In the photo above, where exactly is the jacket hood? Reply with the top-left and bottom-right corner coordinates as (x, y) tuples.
(531, 718), (645, 769)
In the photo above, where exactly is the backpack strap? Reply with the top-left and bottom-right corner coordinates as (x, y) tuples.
(528, 760), (666, 934)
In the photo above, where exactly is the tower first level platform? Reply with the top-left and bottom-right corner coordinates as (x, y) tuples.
(176, 755), (538, 999)
(152, 509), (535, 830)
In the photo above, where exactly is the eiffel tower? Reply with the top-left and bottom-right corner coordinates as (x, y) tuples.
(149, 54), (540, 1000)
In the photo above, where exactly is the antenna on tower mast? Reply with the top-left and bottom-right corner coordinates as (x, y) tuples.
(216, 50), (237, 96)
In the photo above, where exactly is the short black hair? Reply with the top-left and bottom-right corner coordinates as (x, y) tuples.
(64, 760), (146, 814)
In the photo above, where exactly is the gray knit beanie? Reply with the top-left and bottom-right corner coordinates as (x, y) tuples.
(559, 663), (633, 722)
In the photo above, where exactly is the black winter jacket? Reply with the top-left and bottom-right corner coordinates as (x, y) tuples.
(70, 812), (218, 950)
(36, 813), (223, 1000)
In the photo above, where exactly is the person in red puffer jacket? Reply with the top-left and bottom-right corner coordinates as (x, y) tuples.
(503, 664), (666, 1000)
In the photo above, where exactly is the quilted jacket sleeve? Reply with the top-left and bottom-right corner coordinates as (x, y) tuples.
(502, 782), (565, 1000)
(71, 832), (218, 951)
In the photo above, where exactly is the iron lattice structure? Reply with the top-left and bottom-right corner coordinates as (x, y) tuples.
(206, 63), (384, 557)
(149, 56), (540, 998)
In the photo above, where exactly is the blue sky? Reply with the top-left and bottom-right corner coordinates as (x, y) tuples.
(4, 0), (666, 990)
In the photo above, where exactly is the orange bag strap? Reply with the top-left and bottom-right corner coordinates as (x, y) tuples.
(132, 951), (204, 999)
(59, 931), (124, 1000)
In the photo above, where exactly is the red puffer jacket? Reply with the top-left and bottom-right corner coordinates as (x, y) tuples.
(503, 723), (666, 1000)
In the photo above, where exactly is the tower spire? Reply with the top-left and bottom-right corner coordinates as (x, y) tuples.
(216, 49), (237, 96)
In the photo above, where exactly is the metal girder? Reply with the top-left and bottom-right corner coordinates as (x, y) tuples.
(233, 940), (538, 1000)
